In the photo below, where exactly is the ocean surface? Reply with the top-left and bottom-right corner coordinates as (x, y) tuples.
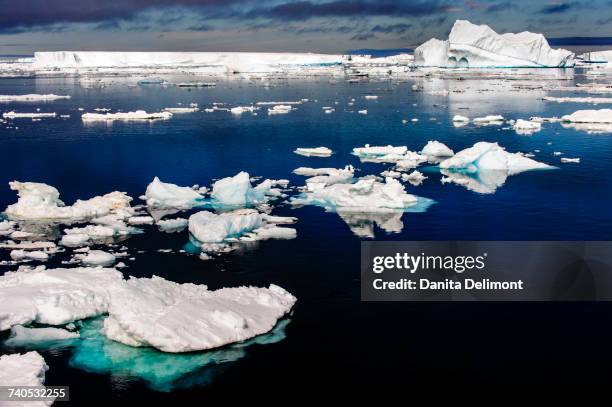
(1, 70), (612, 399)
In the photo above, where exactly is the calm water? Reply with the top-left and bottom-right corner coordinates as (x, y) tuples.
(1, 72), (612, 398)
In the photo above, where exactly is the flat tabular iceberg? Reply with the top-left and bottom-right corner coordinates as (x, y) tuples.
(561, 109), (612, 123)
(0, 94), (70, 102)
(82, 110), (172, 121)
(414, 20), (574, 68)
(5, 181), (132, 221)
(294, 147), (333, 157)
(102, 276), (296, 353)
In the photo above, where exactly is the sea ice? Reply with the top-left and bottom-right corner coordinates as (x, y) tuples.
(5, 325), (79, 347)
(163, 107), (199, 113)
(0, 266), (123, 331)
(81, 110), (172, 121)
(75, 250), (116, 266)
(102, 276), (296, 353)
(439, 142), (553, 175)
(294, 147), (333, 157)
(144, 177), (204, 209)
(157, 218), (188, 233)
(473, 115), (504, 125)
(0, 351), (49, 398)
(414, 20), (574, 68)
(210, 172), (280, 206)
(421, 140), (454, 157)
(2, 111), (56, 119)
(561, 109), (612, 123)
(513, 119), (542, 135)
(293, 165), (354, 188)
(5, 181), (132, 221)
(0, 94), (70, 102)
(188, 209), (262, 243)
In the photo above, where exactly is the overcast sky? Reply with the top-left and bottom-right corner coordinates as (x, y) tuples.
(0, 0), (610, 54)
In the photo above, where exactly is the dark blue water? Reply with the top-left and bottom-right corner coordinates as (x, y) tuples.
(2, 73), (612, 398)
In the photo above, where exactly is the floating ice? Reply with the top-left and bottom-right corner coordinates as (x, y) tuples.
(353, 145), (407, 159)
(561, 109), (612, 123)
(561, 157), (580, 163)
(0, 351), (49, 396)
(81, 110), (172, 121)
(473, 115), (504, 125)
(210, 172), (279, 206)
(0, 266), (123, 331)
(5, 325), (79, 347)
(102, 276), (296, 353)
(294, 147), (333, 157)
(163, 107), (199, 113)
(157, 218), (188, 233)
(543, 96), (612, 104)
(188, 209), (262, 244)
(230, 106), (257, 115)
(267, 105), (292, 114)
(2, 111), (56, 119)
(414, 20), (574, 68)
(402, 171), (427, 186)
(75, 250), (116, 266)
(144, 177), (204, 209)
(291, 177), (431, 213)
(5, 181), (132, 221)
(0, 94), (70, 102)
(513, 119), (542, 135)
(421, 140), (454, 157)
(293, 165), (354, 188)
(9, 249), (49, 262)
(128, 216), (154, 225)
(439, 142), (554, 175)
(452, 115), (470, 122)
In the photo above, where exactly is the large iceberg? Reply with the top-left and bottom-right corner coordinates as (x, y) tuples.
(580, 50), (612, 63)
(414, 20), (574, 68)
(102, 276), (296, 353)
(5, 181), (132, 221)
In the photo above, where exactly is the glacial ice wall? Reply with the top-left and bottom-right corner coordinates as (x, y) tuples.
(32, 51), (343, 73)
(414, 20), (574, 68)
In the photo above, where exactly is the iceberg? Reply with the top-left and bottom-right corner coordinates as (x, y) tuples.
(9, 249), (49, 262)
(82, 110), (172, 121)
(439, 142), (553, 175)
(473, 114), (504, 125)
(2, 111), (56, 119)
(0, 94), (70, 102)
(291, 177), (430, 213)
(561, 109), (612, 123)
(267, 105), (293, 114)
(102, 276), (296, 353)
(402, 171), (427, 186)
(543, 96), (612, 104)
(513, 119), (542, 135)
(144, 177), (204, 209)
(0, 266), (123, 331)
(0, 351), (49, 392)
(421, 140), (454, 157)
(157, 218), (188, 233)
(294, 147), (333, 157)
(5, 181), (132, 221)
(580, 50), (612, 63)
(188, 209), (262, 244)
(163, 107), (199, 113)
(210, 172), (280, 206)
(293, 165), (354, 188)
(414, 20), (574, 68)
(74, 250), (116, 266)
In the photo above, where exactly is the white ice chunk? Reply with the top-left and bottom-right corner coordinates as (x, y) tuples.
(102, 276), (296, 353)
(0, 94), (70, 102)
(82, 110), (172, 121)
(2, 111), (56, 119)
(189, 209), (262, 243)
(210, 172), (274, 206)
(5, 181), (132, 221)
(0, 351), (49, 394)
(157, 218), (188, 232)
(144, 176), (204, 209)
(6, 325), (79, 346)
(294, 147), (333, 157)
(513, 119), (542, 135)
(561, 109), (612, 123)
(0, 266), (123, 331)
(9, 250), (49, 262)
(75, 250), (116, 266)
(421, 140), (454, 157)
(473, 115), (504, 125)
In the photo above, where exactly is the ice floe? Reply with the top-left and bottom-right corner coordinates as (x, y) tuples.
(473, 114), (504, 125)
(210, 172), (282, 206)
(414, 20), (574, 68)
(513, 119), (542, 135)
(189, 209), (262, 244)
(82, 110), (172, 121)
(5, 325), (79, 347)
(144, 177), (204, 209)
(543, 96), (612, 104)
(294, 147), (333, 157)
(74, 250), (116, 266)
(2, 111), (56, 119)
(5, 181), (132, 221)
(0, 94), (70, 102)
(102, 276), (296, 352)
(561, 109), (612, 124)
(163, 107), (199, 113)
(293, 165), (354, 188)
(0, 351), (49, 398)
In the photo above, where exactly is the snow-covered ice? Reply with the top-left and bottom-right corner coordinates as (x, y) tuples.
(82, 110), (172, 121)
(513, 119), (542, 135)
(5, 325), (79, 347)
(102, 276), (296, 353)
(144, 177), (204, 209)
(2, 111), (56, 119)
(75, 250), (116, 266)
(561, 109), (612, 124)
(210, 172), (280, 206)
(188, 209), (262, 244)
(5, 181), (132, 221)
(0, 351), (49, 403)
(0, 94), (70, 102)
(294, 147), (333, 157)
(421, 140), (454, 157)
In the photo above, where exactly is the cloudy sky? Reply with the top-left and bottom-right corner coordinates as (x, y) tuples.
(0, 0), (610, 54)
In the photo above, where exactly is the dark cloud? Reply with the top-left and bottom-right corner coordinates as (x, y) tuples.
(539, 2), (579, 14)
(370, 23), (412, 34)
(486, 1), (516, 13)
(350, 32), (376, 41)
(248, 1), (452, 21)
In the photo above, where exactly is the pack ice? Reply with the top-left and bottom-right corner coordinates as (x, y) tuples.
(0, 351), (50, 402)
(414, 20), (574, 68)
(102, 276), (296, 353)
